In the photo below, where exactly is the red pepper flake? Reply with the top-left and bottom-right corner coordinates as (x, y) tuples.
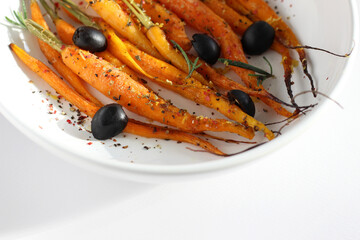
(39, 125), (43, 129)
(54, 2), (59, 8)
(79, 1), (84, 5)
(87, 142), (93, 145)
(67, 119), (72, 124)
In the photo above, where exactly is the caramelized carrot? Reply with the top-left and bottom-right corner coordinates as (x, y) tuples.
(226, 0), (316, 97)
(83, 0), (164, 60)
(201, 0), (297, 107)
(95, 20), (272, 139)
(31, 0), (102, 106)
(95, 51), (141, 82)
(41, 0), (153, 79)
(61, 45), (255, 138)
(118, 0), (212, 88)
(10, 43), (225, 155)
(156, 0), (293, 117)
(129, 0), (192, 51)
(9, 43), (98, 117)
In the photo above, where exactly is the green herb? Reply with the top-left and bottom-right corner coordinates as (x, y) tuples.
(218, 56), (274, 85)
(4, 0), (27, 29)
(171, 40), (202, 79)
(5, 0), (63, 52)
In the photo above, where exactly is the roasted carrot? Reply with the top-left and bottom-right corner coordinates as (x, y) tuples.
(31, 0), (102, 106)
(43, 0), (153, 79)
(95, 51), (141, 82)
(116, 0), (212, 88)
(128, 0), (192, 51)
(25, 16), (256, 138)
(62, 45), (254, 138)
(10, 43), (226, 155)
(9, 43), (99, 117)
(96, 20), (274, 140)
(225, 0), (316, 97)
(81, 0), (164, 60)
(156, 0), (293, 117)
(201, 0), (297, 108)
(46, 5), (266, 138)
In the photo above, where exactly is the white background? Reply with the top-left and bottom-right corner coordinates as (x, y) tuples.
(1, 2), (360, 240)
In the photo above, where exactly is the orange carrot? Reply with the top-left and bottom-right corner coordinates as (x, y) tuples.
(118, 0), (212, 88)
(131, 0), (192, 51)
(31, 0), (102, 106)
(156, 0), (293, 118)
(61, 45), (254, 138)
(226, 0), (316, 97)
(83, 0), (164, 60)
(96, 21), (272, 139)
(95, 51), (141, 82)
(10, 43), (225, 155)
(201, 0), (297, 107)
(9, 43), (99, 117)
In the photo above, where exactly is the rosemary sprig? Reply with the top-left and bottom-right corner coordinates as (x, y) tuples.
(5, 4), (27, 29)
(5, 0), (63, 52)
(171, 40), (202, 79)
(219, 57), (274, 85)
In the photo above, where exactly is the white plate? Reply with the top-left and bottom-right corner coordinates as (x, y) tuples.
(0, 0), (358, 182)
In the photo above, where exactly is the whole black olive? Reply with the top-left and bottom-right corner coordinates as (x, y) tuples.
(73, 26), (107, 53)
(191, 34), (221, 65)
(227, 90), (255, 117)
(241, 21), (275, 55)
(91, 103), (128, 140)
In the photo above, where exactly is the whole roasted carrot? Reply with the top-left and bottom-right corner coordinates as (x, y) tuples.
(96, 21), (273, 140)
(81, 0), (164, 60)
(10, 43), (226, 155)
(156, 0), (293, 118)
(201, 0), (297, 108)
(23, 16), (255, 138)
(62, 45), (254, 138)
(46, 5), (268, 138)
(31, 0), (102, 106)
(225, 0), (316, 97)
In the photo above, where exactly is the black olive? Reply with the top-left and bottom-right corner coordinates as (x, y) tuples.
(241, 21), (275, 55)
(91, 103), (128, 140)
(191, 34), (221, 65)
(227, 90), (255, 117)
(73, 26), (107, 53)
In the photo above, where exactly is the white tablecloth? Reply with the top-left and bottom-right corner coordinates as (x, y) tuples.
(1, 3), (360, 240)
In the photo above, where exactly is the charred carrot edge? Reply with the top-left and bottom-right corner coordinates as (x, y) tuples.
(202, 0), (298, 108)
(10, 43), (225, 155)
(155, 0), (293, 118)
(31, 0), (103, 106)
(226, 0), (317, 97)
(126, 119), (227, 156)
(61, 45), (255, 138)
(83, 0), (164, 60)
(132, 0), (192, 51)
(118, 0), (212, 88)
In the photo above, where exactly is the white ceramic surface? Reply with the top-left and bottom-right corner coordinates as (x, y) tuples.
(0, 0), (358, 182)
